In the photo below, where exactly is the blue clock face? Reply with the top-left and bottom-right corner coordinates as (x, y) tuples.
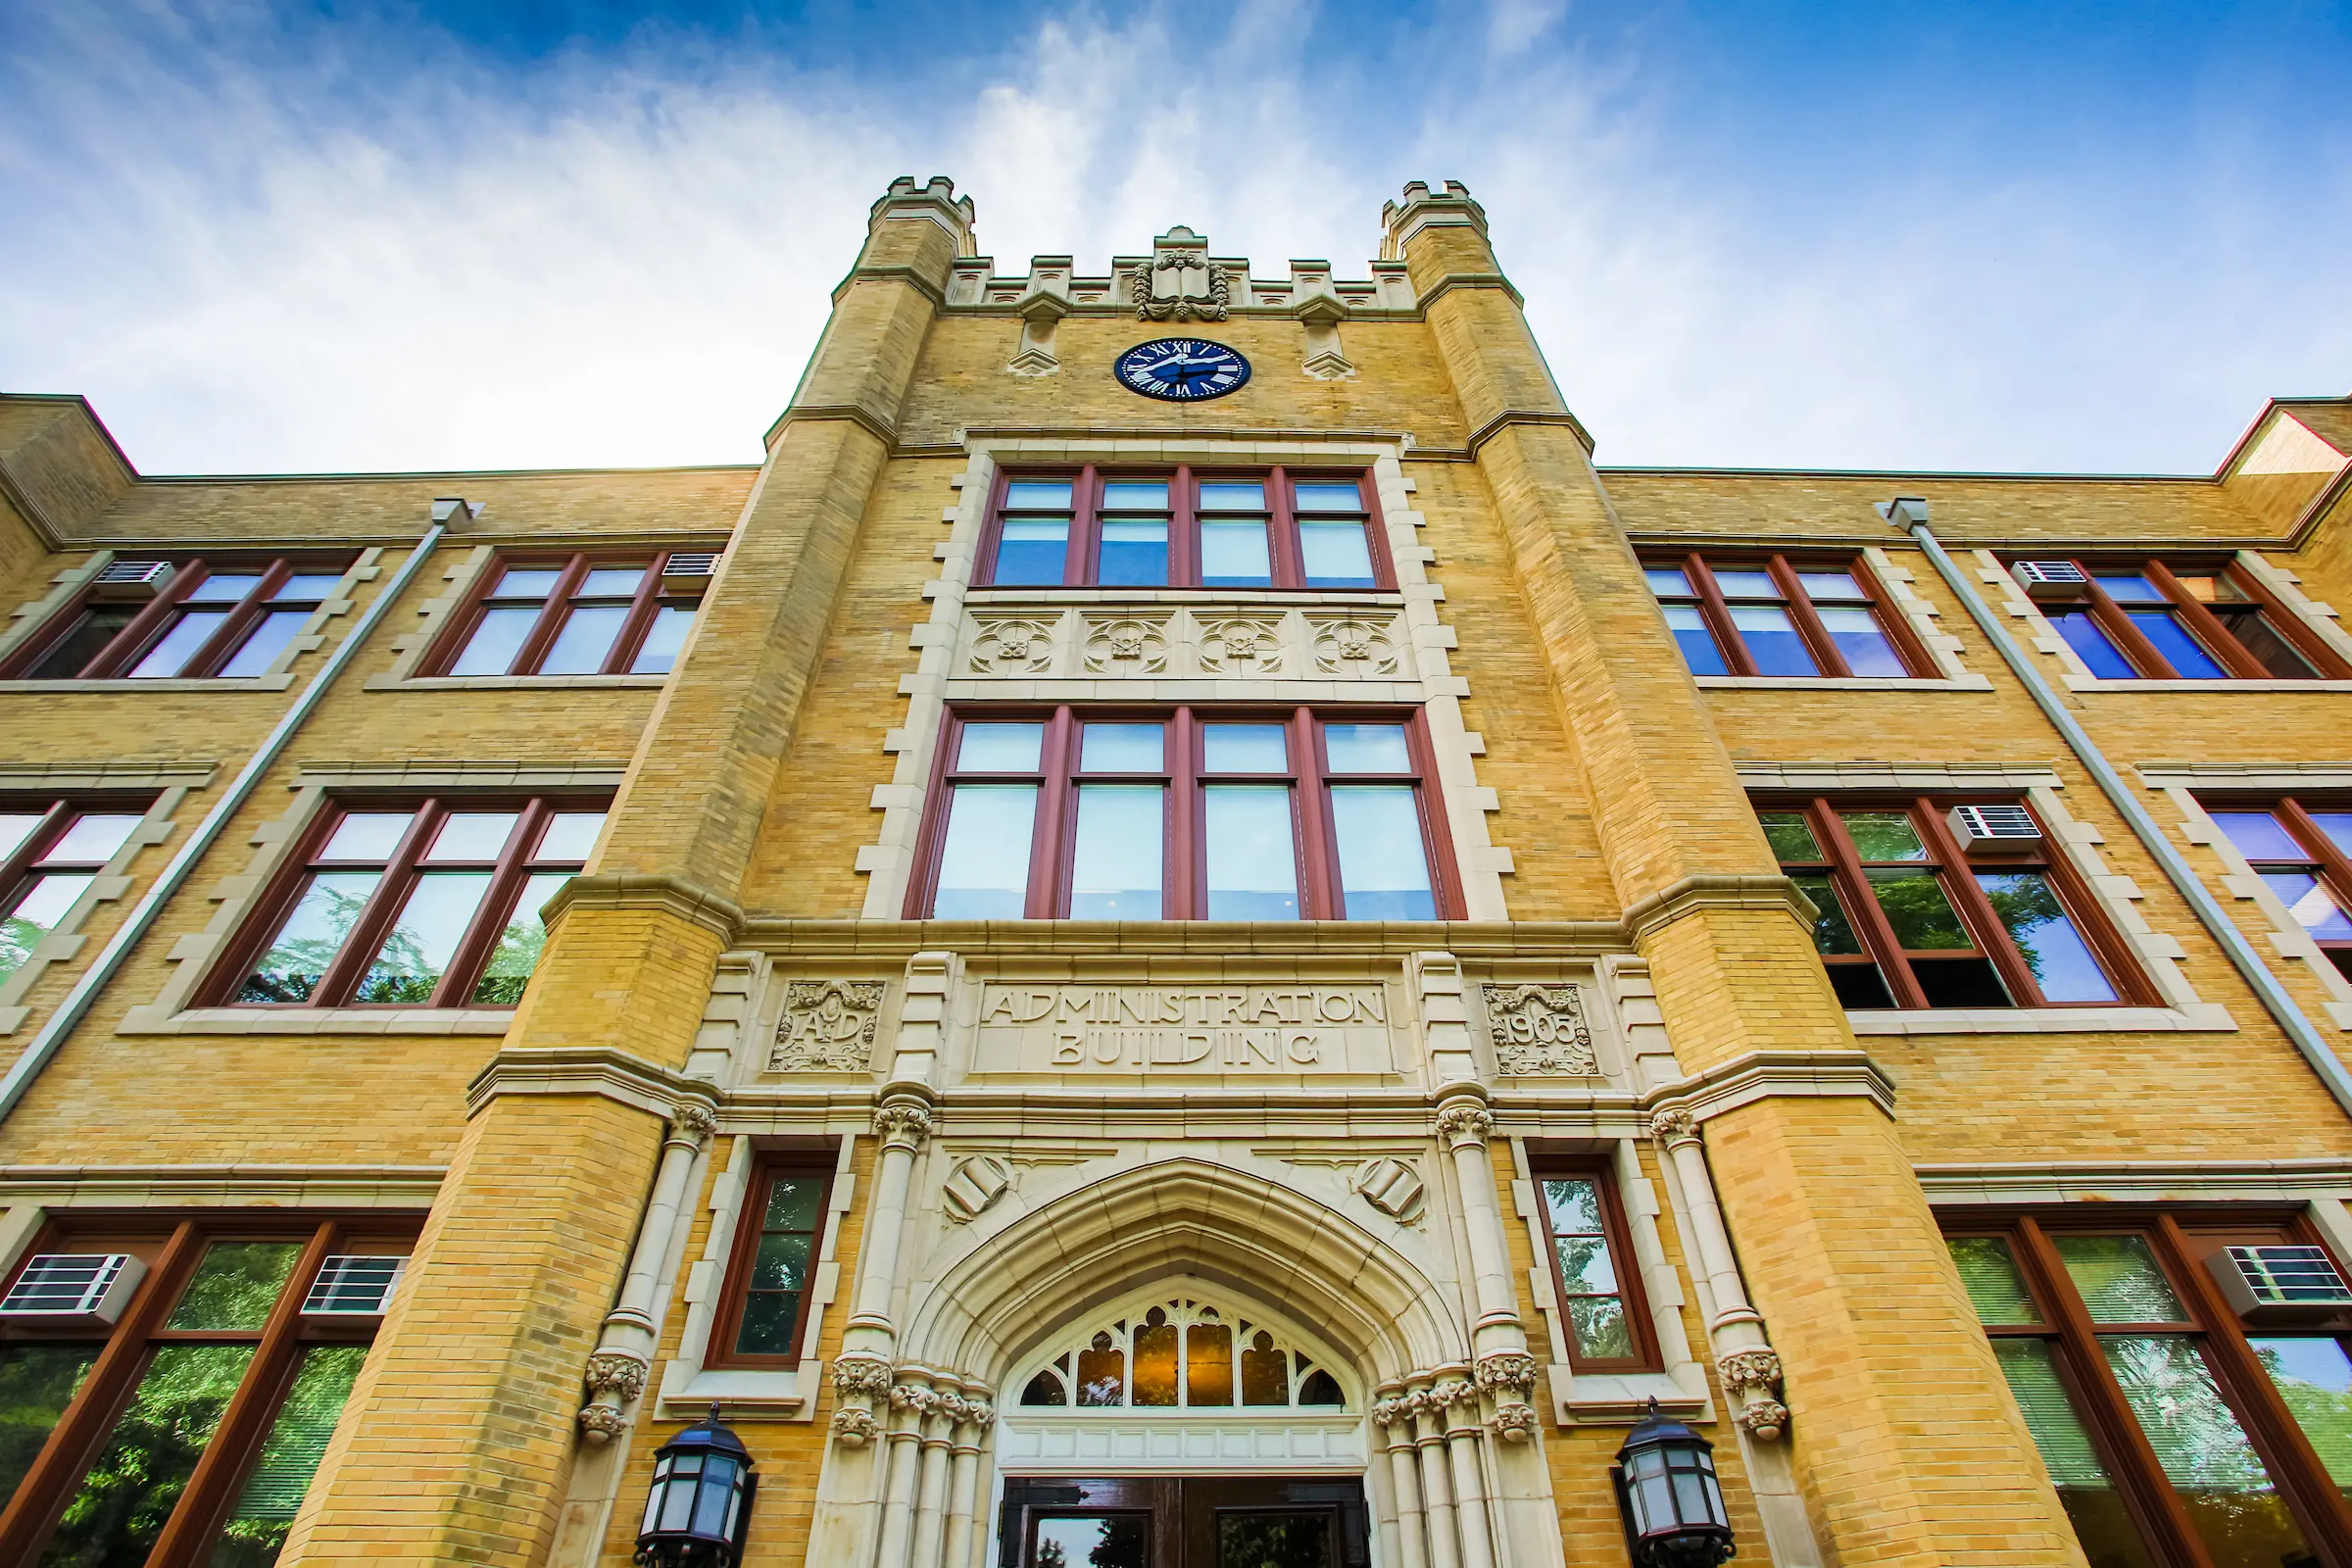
(1115, 338), (1251, 401)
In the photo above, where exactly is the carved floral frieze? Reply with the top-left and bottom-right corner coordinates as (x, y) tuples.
(1083, 614), (1171, 674)
(954, 607), (1409, 684)
(1480, 983), (1598, 1077)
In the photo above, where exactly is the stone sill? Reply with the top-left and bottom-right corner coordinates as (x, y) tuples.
(1550, 1364), (1712, 1426)
(1694, 674), (1992, 692)
(1845, 1004), (2233, 1035)
(965, 588), (1406, 608)
(362, 674), (668, 691)
(657, 1360), (817, 1421)
(2061, 676), (2352, 694)
(0, 675), (293, 693)
(117, 1005), (517, 1037)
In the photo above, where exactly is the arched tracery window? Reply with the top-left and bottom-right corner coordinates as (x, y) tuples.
(1016, 1296), (1347, 1411)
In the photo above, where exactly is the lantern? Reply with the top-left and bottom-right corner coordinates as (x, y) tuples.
(1610, 1397), (1735, 1568)
(635, 1403), (757, 1568)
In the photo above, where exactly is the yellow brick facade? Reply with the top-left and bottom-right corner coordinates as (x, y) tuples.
(0, 173), (2348, 1567)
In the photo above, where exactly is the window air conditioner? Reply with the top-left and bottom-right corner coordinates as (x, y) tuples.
(0, 1253), (147, 1325)
(302, 1254), (407, 1316)
(2010, 561), (2089, 599)
(2208, 1246), (2352, 1323)
(1946, 805), (2042, 850)
(90, 561), (175, 601)
(661, 553), (720, 593)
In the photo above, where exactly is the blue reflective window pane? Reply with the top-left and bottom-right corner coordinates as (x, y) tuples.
(957, 723), (1044, 772)
(1200, 520), (1271, 586)
(1976, 872), (2120, 1002)
(539, 606), (627, 674)
(2211, 812), (2305, 862)
(576, 567), (644, 597)
(1204, 787), (1298, 920)
(451, 606), (540, 675)
(2094, 573), (2166, 603)
(218, 610), (309, 677)
(1292, 481), (1362, 512)
(1729, 605), (1820, 675)
(1797, 570), (1871, 602)
(1069, 786), (1163, 918)
(992, 517), (1069, 585)
(1711, 569), (1782, 599)
(1198, 481), (1265, 511)
(1817, 607), (1907, 676)
(492, 567), (564, 599)
(2309, 813), (2352, 859)
(1329, 785), (1435, 920)
(185, 573), (264, 604)
(1101, 482), (1168, 510)
(1203, 725), (1288, 772)
(2053, 612), (2140, 679)
(1323, 724), (1411, 773)
(2128, 612), (2229, 678)
(1299, 520), (1375, 586)
(932, 786), (1038, 918)
(1004, 481), (1072, 510)
(1080, 723), (1162, 772)
(1645, 567), (1692, 597)
(129, 612), (229, 676)
(2264, 872), (2352, 940)
(1661, 604), (1728, 674)
(1097, 519), (1168, 586)
(274, 572), (346, 601)
(630, 605), (695, 673)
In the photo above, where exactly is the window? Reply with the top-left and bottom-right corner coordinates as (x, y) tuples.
(1531, 1162), (1656, 1372)
(1947, 1211), (2352, 1568)
(2019, 559), (2348, 682)
(2, 557), (352, 681)
(431, 553), (707, 677)
(220, 798), (606, 1007)
(1015, 1295), (1347, 1410)
(1, 803), (146, 987)
(912, 708), (1454, 921)
(976, 468), (1389, 591)
(2205, 799), (2352, 981)
(1644, 555), (1924, 678)
(0, 1216), (413, 1566)
(708, 1156), (834, 1368)
(1759, 797), (2135, 1010)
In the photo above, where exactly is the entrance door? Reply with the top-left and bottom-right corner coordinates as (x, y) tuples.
(1001, 1477), (1371, 1568)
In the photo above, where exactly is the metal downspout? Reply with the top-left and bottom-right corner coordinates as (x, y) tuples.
(1880, 497), (2352, 1115)
(0, 520), (451, 1123)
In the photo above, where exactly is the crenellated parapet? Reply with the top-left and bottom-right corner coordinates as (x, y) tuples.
(947, 223), (1418, 316)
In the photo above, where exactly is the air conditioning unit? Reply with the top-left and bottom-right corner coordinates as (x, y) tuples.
(2011, 560), (2090, 599)
(0, 1253), (147, 1325)
(661, 553), (720, 593)
(1947, 805), (2043, 850)
(302, 1254), (407, 1316)
(90, 561), (174, 601)
(2208, 1246), (2352, 1323)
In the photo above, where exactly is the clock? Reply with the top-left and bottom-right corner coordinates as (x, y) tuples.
(1115, 338), (1251, 401)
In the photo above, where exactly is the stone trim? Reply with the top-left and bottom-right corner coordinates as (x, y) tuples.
(1917, 1158), (2352, 1204)
(1463, 409), (1593, 459)
(1862, 544), (1975, 680)
(1645, 1050), (1897, 1126)
(0, 786), (194, 1035)
(0, 761), (217, 792)
(657, 1130), (856, 1418)
(118, 1005), (517, 1038)
(465, 1046), (720, 1122)
(0, 1163), (445, 1208)
(372, 542), (493, 683)
(739, 918), (1628, 958)
(381, 674), (670, 691)
(544, 873), (745, 944)
(289, 760), (632, 792)
(857, 439), (1512, 919)
(1846, 1005), (2226, 1036)
(1695, 675), (1990, 692)
(2151, 775), (2352, 1029)
(1620, 875), (1817, 948)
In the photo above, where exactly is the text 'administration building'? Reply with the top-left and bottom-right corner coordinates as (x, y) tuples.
(2, 175), (2352, 1568)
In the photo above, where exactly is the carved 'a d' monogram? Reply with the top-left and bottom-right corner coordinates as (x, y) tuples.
(1481, 983), (1598, 1076)
(772, 980), (883, 1072)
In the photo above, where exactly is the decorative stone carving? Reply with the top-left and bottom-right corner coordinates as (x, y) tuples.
(579, 1402), (630, 1443)
(670, 1101), (720, 1148)
(1308, 614), (1400, 677)
(1131, 228), (1230, 321)
(1197, 615), (1285, 675)
(968, 615), (1057, 675)
(1490, 1401), (1541, 1442)
(1007, 289), (1068, 376)
(941, 1154), (1013, 1222)
(1348, 1156), (1426, 1223)
(1083, 614), (1170, 674)
(1371, 1396), (1407, 1429)
(958, 1398), (996, 1432)
(577, 1349), (650, 1443)
(833, 1353), (897, 1399)
(872, 1100), (935, 1151)
(1647, 1106), (1698, 1144)
(1717, 1348), (1783, 1397)
(772, 979), (884, 1072)
(1475, 1350), (1539, 1399)
(1737, 1398), (1790, 1442)
(1433, 1101), (1494, 1146)
(1481, 983), (1598, 1077)
(831, 1405), (881, 1446)
(890, 1382), (942, 1416)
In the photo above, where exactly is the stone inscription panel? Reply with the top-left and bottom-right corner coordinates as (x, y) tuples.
(968, 984), (1397, 1076)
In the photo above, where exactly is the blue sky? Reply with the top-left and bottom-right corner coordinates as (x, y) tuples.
(1, 0), (2347, 475)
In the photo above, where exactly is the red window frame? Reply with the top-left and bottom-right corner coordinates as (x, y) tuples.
(906, 705), (1461, 921)
(422, 551), (707, 677)
(705, 1150), (838, 1370)
(2199, 795), (2352, 982)
(1526, 1152), (1661, 1373)
(206, 795), (607, 1008)
(1759, 795), (2149, 1010)
(973, 466), (1395, 591)
(1643, 552), (1933, 678)
(1, 796), (151, 935)
(2020, 557), (2350, 680)
(1944, 1206), (2352, 1565)
(0, 556), (355, 682)
(0, 1211), (419, 1566)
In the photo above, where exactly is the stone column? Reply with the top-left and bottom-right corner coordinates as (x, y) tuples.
(872, 1377), (935, 1568)
(1386, 177), (2082, 1563)
(575, 1100), (718, 1441)
(1372, 1389), (1431, 1568)
(908, 1379), (956, 1568)
(1432, 1098), (1530, 1365)
(1647, 1108), (1787, 1438)
(830, 1096), (934, 1442)
(940, 1385), (994, 1568)
(1408, 1381), (1463, 1568)
(1437, 1373), (1496, 1568)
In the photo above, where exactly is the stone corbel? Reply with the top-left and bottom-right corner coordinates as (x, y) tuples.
(576, 1099), (718, 1441)
(1007, 289), (1069, 377)
(829, 1352), (898, 1446)
(1295, 290), (1354, 380)
(1648, 1106), (1788, 1441)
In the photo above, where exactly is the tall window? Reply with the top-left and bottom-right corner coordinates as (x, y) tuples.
(431, 554), (707, 677)
(220, 799), (606, 1007)
(0, 1217), (413, 1565)
(976, 468), (1388, 591)
(913, 708), (1453, 921)
(2204, 799), (2352, 980)
(3, 558), (352, 682)
(1531, 1162), (1656, 1372)
(1948, 1211), (2352, 1568)
(1015, 1295), (1346, 1410)
(1759, 798), (2133, 1010)
(1645, 555), (1923, 678)
(708, 1156), (834, 1368)
(1, 803), (146, 987)
(2021, 559), (2347, 681)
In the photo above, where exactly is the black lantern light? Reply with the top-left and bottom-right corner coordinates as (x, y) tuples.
(635, 1403), (757, 1568)
(1610, 1397), (1735, 1568)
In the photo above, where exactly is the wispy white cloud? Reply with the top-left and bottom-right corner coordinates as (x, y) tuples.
(1, 0), (2346, 475)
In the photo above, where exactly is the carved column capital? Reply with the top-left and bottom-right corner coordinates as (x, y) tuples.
(832, 1353), (897, 1398)
(1475, 1350), (1538, 1400)
(1647, 1106), (1699, 1145)
(1433, 1098), (1494, 1148)
(668, 1100), (720, 1152)
(1738, 1397), (1790, 1442)
(873, 1098), (936, 1152)
(576, 1349), (650, 1444)
(1718, 1348), (1783, 1396)
(1488, 1401), (1540, 1443)
(831, 1406), (882, 1446)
